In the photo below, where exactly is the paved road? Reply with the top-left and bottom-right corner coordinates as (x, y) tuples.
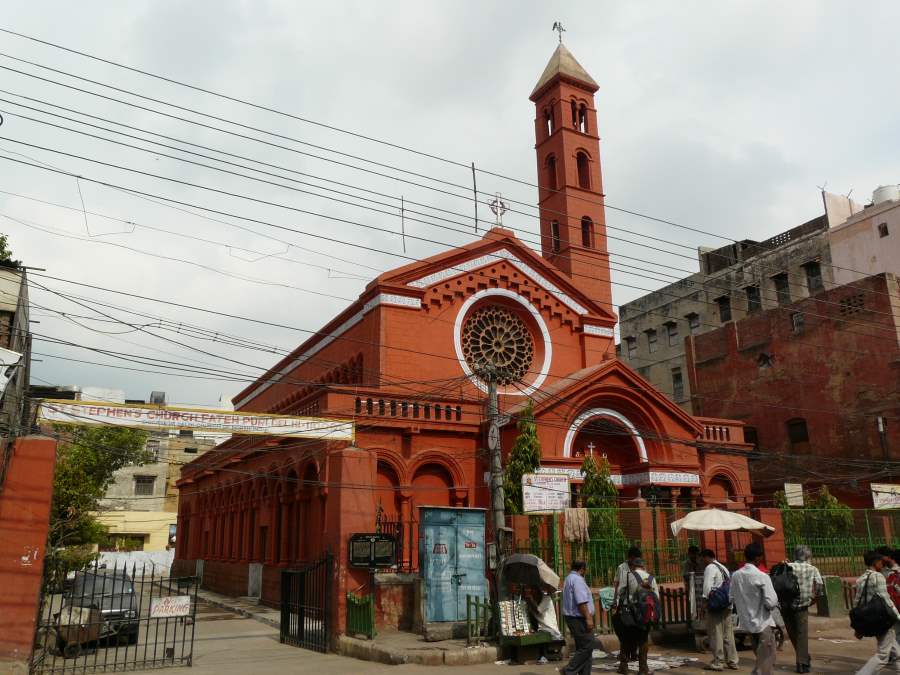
(128, 601), (878, 674)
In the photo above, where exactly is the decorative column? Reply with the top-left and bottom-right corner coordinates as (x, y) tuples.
(399, 490), (412, 570)
(279, 495), (290, 565)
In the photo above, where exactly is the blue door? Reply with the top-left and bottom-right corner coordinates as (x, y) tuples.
(420, 507), (486, 622)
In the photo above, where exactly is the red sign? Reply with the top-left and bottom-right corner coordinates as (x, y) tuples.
(464, 541), (477, 549)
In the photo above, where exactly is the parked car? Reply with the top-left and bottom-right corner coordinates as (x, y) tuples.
(59, 569), (139, 649)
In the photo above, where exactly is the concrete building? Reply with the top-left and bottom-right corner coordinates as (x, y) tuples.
(0, 263), (31, 489)
(31, 384), (229, 552)
(619, 213), (835, 412)
(685, 272), (900, 507)
(828, 185), (900, 285)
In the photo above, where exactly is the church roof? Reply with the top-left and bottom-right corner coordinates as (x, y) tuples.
(530, 43), (599, 100)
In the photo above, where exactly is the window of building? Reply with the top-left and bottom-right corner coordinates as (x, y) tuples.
(545, 155), (558, 191)
(772, 273), (791, 305)
(636, 366), (650, 379)
(134, 475), (156, 496)
(757, 352), (774, 369)
(646, 329), (658, 353)
(576, 152), (590, 189)
(686, 313), (700, 334)
(544, 108), (553, 137)
(145, 439), (160, 462)
(179, 429), (193, 438)
(578, 104), (588, 133)
(791, 312), (804, 334)
(715, 296), (732, 323)
(745, 285), (761, 313)
(803, 261), (823, 294)
(570, 99), (578, 128)
(581, 216), (593, 248)
(183, 447), (198, 454)
(665, 321), (679, 346)
(879, 222), (889, 238)
(671, 367), (684, 401)
(625, 336), (637, 360)
(550, 221), (561, 253)
(840, 293), (865, 315)
(743, 426), (759, 448)
(786, 418), (809, 445)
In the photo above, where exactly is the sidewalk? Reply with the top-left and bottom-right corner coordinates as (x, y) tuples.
(194, 588), (282, 628)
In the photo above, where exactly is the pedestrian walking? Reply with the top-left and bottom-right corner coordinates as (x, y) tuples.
(876, 547), (900, 616)
(729, 542), (778, 675)
(613, 546), (643, 605)
(784, 545), (824, 673)
(616, 557), (658, 675)
(700, 549), (738, 671)
(853, 550), (900, 675)
(560, 560), (600, 675)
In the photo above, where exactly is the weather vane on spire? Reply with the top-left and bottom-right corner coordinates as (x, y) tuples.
(552, 21), (566, 44)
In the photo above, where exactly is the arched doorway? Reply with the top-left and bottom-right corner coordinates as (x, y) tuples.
(563, 407), (648, 463)
(411, 463), (453, 509)
(376, 461), (402, 519)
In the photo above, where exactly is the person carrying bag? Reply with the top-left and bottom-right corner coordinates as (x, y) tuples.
(852, 551), (900, 675)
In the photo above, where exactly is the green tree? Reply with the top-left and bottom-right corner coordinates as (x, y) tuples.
(0, 233), (17, 264)
(503, 400), (541, 515)
(50, 425), (152, 554)
(776, 485), (853, 541)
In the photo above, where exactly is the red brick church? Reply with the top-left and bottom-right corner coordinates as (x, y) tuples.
(175, 42), (754, 631)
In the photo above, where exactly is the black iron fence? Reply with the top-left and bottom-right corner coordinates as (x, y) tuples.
(280, 553), (333, 653)
(31, 558), (198, 674)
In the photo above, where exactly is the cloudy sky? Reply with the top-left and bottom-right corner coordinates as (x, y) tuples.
(0, 1), (897, 406)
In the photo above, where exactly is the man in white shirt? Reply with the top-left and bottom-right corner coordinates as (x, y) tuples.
(854, 550), (900, 675)
(612, 546), (642, 607)
(701, 549), (738, 671)
(729, 542), (778, 675)
(617, 558), (659, 675)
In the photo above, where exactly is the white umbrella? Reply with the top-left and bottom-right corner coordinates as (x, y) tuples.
(670, 508), (776, 538)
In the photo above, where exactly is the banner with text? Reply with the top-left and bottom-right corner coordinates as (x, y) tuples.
(872, 483), (900, 510)
(38, 400), (355, 440)
(522, 473), (570, 513)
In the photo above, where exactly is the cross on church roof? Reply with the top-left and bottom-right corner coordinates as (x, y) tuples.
(488, 193), (507, 227)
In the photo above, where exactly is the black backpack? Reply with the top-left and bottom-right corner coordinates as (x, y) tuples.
(850, 572), (896, 638)
(770, 563), (800, 607)
(618, 572), (660, 629)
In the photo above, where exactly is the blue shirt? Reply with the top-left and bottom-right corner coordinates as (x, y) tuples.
(562, 571), (593, 617)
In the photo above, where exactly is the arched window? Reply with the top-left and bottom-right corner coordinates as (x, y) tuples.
(545, 155), (558, 191)
(578, 104), (588, 133)
(544, 108), (553, 137)
(571, 100), (578, 128)
(550, 221), (561, 253)
(581, 216), (593, 248)
(576, 152), (590, 189)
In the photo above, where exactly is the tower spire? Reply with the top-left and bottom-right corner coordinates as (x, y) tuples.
(529, 43), (613, 315)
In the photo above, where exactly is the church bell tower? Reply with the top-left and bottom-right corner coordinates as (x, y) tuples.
(530, 42), (613, 314)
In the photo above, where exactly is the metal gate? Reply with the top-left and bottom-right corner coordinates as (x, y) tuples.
(31, 558), (198, 674)
(419, 507), (487, 622)
(280, 553), (333, 653)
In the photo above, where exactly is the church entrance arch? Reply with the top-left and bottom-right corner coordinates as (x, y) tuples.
(563, 407), (648, 463)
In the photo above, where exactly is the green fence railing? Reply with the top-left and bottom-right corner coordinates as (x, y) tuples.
(346, 591), (376, 639)
(466, 595), (492, 646)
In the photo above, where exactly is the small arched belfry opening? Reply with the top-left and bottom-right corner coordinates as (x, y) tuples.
(576, 151), (591, 189)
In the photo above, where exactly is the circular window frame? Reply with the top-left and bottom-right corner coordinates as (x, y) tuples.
(453, 288), (552, 396)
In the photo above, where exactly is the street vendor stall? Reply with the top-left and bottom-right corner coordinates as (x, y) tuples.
(496, 553), (565, 663)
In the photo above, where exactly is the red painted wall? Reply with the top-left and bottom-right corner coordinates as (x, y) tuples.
(0, 436), (57, 663)
(686, 273), (900, 506)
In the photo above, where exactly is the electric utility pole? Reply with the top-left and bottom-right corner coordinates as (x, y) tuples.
(484, 365), (505, 537)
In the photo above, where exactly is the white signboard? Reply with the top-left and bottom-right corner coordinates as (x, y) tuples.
(535, 466), (700, 487)
(872, 484), (900, 510)
(150, 595), (192, 618)
(38, 400), (354, 440)
(784, 483), (804, 507)
(522, 473), (570, 513)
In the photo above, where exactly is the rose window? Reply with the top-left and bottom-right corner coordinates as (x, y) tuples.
(461, 306), (534, 385)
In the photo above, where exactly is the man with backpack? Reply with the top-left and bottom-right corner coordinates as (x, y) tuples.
(784, 545), (824, 673)
(730, 542), (779, 675)
(701, 549), (738, 671)
(853, 550), (900, 675)
(616, 557), (659, 675)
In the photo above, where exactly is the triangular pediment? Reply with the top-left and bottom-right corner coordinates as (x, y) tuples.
(373, 227), (616, 322)
(509, 360), (703, 437)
